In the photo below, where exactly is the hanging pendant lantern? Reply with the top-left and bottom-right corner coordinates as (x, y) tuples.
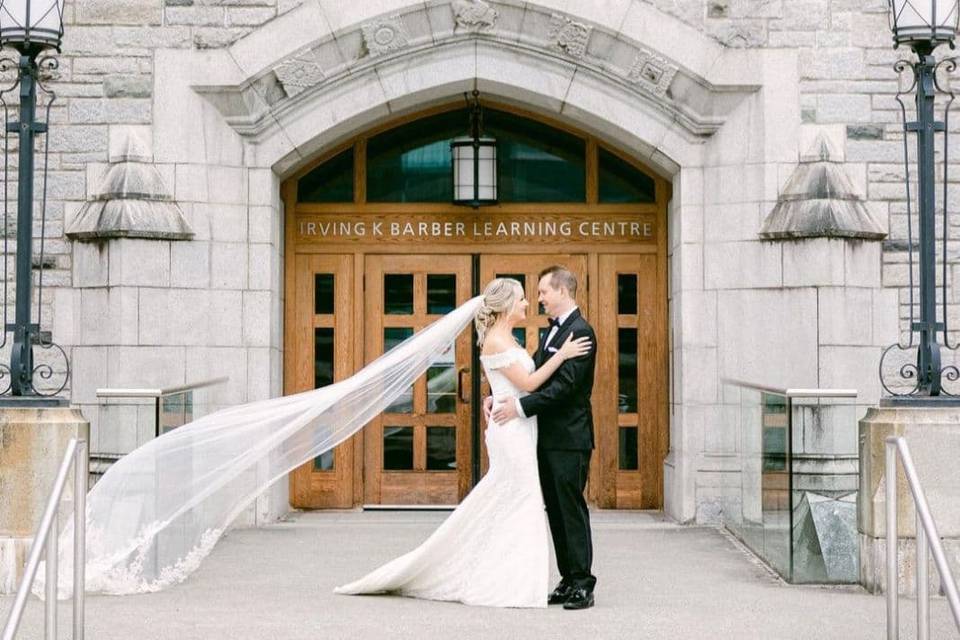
(451, 90), (497, 207)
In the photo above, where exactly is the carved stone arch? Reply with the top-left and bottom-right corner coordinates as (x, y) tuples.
(182, 0), (768, 179)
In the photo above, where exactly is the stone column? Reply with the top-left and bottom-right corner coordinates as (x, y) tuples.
(0, 405), (89, 594)
(859, 403), (960, 595)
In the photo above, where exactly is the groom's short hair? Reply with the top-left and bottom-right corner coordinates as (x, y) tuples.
(539, 265), (577, 297)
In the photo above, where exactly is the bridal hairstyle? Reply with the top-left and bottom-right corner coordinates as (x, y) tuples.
(475, 277), (523, 347)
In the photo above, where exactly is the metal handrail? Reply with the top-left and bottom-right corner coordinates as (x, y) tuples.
(885, 436), (960, 640)
(94, 376), (229, 399)
(1, 437), (88, 640)
(721, 378), (858, 398)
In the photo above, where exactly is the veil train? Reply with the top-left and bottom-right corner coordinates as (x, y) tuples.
(35, 295), (484, 597)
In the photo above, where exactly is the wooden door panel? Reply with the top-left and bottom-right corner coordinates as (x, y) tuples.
(597, 254), (666, 509)
(363, 254), (473, 505)
(288, 254), (355, 509)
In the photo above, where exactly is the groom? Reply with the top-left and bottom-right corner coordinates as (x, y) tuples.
(488, 265), (597, 610)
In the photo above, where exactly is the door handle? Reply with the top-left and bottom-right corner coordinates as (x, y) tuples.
(458, 367), (470, 404)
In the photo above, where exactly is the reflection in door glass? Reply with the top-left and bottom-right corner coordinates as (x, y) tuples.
(619, 426), (639, 470)
(427, 427), (456, 470)
(427, 366), (456, 413)
(314, 327), (335, 470)
(427, 274), (457, 314)
(384, 328), (414, 413)
(618, 328), (638, 413)
(617, 273), (637, 315)
(385, 274), (414, 314)
(314, 274), (335, 315)
(383, 426), (414, 470)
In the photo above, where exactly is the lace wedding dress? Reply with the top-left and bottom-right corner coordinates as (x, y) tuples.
(334, 347), (549, 608)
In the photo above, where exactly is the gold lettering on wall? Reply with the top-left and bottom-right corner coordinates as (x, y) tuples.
(296, 214), (656, 244)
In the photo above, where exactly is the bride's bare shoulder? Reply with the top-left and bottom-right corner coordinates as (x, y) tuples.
(481, 331), (513, 356)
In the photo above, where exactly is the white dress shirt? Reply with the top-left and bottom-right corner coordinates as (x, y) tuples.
(514, 306), (578, 418)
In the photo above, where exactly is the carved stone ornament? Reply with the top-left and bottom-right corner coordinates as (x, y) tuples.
(273, 49), (325, 97)
(361, 15), (410, 57)
(548, 13), (590, 59)
(627, 48), (678, 97)
(453, 0), (498, 32)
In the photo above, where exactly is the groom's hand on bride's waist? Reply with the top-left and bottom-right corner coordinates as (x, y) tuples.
(491, 398), (519, 423)
(482, 396), (493, 422)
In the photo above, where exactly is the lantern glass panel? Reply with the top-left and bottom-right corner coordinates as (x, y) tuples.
(890, 0), (959, 44)
(0, 0), (64, 49)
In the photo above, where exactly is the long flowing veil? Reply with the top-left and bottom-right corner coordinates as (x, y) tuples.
(36, 295), (484, 597)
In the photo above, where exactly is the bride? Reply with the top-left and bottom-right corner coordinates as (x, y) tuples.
(334, 277), (590, 608)
(35, 278), (587, 600)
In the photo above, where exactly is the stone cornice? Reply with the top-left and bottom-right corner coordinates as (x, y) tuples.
(193, 2), (761, 143)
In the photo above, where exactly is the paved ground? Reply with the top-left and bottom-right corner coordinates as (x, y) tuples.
(2, 510), (957, 639)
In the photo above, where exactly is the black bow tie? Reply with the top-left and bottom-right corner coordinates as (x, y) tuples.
(548, 317), (560, 328)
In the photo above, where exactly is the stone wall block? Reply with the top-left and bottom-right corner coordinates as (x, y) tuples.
(704, 240), (782, 289)
(77, 0), (162, 25)
(108, 239), (170, 287)
(818, 287), (873, 346)
(782, 238), (845, 287)
(171, 240), (211, 289)
(210, 242), (248, 289)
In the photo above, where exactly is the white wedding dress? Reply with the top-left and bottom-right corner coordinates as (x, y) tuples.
(334, 346), (549, 608)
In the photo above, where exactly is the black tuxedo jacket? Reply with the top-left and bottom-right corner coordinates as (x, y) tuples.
(519, 309), (597, 451)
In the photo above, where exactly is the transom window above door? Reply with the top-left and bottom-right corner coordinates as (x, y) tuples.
(295, 106), (658, 205)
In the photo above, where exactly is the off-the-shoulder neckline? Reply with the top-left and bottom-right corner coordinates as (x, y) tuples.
(479, 345), (526, 360)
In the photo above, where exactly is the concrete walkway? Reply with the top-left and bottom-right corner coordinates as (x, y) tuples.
(2, 510), (957, 639)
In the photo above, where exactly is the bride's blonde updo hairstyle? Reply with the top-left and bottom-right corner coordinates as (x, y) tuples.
(475, 277), (523, 347)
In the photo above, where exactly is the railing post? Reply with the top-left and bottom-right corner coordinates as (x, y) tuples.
(917, 509), (929, 640)
(73, 439), (87, 640)
(44, 512), (57, 640)
(886, 439), (899, 640)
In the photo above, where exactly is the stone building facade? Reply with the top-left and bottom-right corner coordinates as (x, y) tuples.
(10, 0), (939, 524)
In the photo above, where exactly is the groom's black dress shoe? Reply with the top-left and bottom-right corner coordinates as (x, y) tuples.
(547, 583), (573, 605)
(562, 588), (595, 610)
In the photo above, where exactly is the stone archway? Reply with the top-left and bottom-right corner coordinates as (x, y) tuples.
(144, 0), (800, 522)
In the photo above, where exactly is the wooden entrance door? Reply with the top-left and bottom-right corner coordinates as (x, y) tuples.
(595, 254), (667, 509)
(288, 254), (356, 508)
(363, 255), (474, 505)
(477, 255), (588, 475)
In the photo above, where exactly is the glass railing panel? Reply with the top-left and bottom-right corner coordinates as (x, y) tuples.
(719, 379), (860, 584)
(789, 398), (860, 584)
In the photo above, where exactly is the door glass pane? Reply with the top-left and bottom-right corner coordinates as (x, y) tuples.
(384, 328), (414, 413)
(512, 327), (526, 347)
(427, 340), (456, 414)
(427, 427), (457, 471)
(315, 274), (334, 315)
(314, 327), (334, 470)
(314, 450), (334, 471)
(598, 146), (656, 203)
(314, 328), (334, 388)
(619, 427), (639, 470)
(384, 274), (414, 314)
(383, 426), (414, 470)
(297, 147), (354, 202)
(618, 274), (637, 315)
(618, 328), (638, 413)
(427, 274), (456, 314)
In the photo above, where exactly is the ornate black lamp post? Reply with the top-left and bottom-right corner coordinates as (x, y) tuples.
(0, 0), (66, 399)
(881, 0), (960, 397)
(451, 90), (497, 208)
